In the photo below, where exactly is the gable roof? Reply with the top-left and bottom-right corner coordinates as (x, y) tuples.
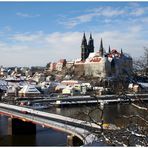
(19, 85), (41, 94)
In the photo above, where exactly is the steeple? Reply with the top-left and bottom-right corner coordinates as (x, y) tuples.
(81, 33), (87, 46)
(121, 48), (123, 56)
(88, 33), (94, 53)
(108, 45), (111, 53)
(90, 33), (92, 40)
(81, 32), (88, 61)
(99, 38), (104, 57)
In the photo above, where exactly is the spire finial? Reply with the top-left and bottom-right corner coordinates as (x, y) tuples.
(82, 32), (87, 44)
(81, 32), (88, 61)
(83, 32), (86, 37)
(90, 33), (92, 39)
(99, 38), (104, 57)
(100, 38), (103, 49)
(121, 48), (123, 55)
(109, 45), (111, 53)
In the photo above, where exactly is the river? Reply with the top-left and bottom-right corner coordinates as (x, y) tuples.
(0, 103), (147, 146)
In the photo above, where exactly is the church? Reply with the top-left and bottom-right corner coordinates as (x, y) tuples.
(74, 33), (133, 79)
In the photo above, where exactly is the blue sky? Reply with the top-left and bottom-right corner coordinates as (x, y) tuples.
(0, 2), (148, 67)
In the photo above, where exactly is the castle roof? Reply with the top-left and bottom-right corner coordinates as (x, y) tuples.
(85, 52), (104, 63)
(107, 49), (121, 58)
(107, 49), (132, 60)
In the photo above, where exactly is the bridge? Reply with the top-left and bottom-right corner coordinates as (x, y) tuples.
(0, 103), (114, 146)
(13, 93), (148, 105)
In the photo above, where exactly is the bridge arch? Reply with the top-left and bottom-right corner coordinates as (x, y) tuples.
(0, 103), (98, 146)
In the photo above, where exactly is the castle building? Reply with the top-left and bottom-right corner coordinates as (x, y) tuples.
(74, 33), (133, 79)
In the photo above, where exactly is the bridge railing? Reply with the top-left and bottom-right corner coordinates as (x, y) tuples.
(0, 103), (96, 144)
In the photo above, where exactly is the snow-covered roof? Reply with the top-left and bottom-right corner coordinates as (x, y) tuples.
(85, 52), (108, 63)
(63, 85), (73, 90)
(87, 52), (97, 59)
(74, 58), (84, 64)
(0, 79), (7, 90)
(61, 80), (80, 85)
(5, 76), (25, 82)
(138, 82), (148, 88)
(0, 79), (7, 85)
(18, 81), (28, 88)
(55, 84), (67, 90)
(85, 52), (99, 62)
(7, 86), (16, 93)
(75, 58), (81, 62)
(19, 85), (41, 94)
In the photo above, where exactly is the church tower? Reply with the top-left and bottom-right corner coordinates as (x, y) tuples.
(108, 45), (111, 53)
(99, 38), (104, 57)
(81, 33), (88, 61)
(88, 33), (94, 54)
(121, 48), (123, 57)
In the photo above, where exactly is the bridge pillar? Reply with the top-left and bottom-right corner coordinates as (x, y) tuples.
(55, 100), (61, 107)
(8, 118), (36, 135)
(67, 135), (83, 146)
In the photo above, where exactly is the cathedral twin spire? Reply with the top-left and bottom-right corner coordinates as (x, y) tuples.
(88, 33), (94, 53)
(81, 33), (105, 61)
(81, 33), (94, 61)
(81, 33), (124, 61)
(81, 33), (87, 46)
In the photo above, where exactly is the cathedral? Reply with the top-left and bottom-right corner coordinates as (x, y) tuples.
(74, 33), (133, 79)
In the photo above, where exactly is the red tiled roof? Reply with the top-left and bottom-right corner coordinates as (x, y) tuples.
(107, 49), (121, 58)
(90, 57), (101, 62)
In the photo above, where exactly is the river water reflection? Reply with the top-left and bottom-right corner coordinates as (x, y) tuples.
(0, 103), (147, 146)
(46, 103), (148, 127)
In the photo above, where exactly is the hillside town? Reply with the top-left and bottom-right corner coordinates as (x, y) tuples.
(0, 33), (148, 107)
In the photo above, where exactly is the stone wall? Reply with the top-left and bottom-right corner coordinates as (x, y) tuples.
(74, 64), (85, 77)
(73, 54), (132, 79)
(84, 57), (111, 78)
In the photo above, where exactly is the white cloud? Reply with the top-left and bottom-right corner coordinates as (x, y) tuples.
(129, 25), (142, 33)
(128, 2), (141, 7)
(11, 31), (44, 42)
(59, 6), (126, 28)
(130, 8), (145, 16)
(141, 17), (148, 23)
(101, 7), (125, 17)
(59, 4), (148, 29)
(0, 28), (147, 67)
(0, 26), (12, 36)
(60, 13), (97, 28)
(59, 7), (126, 28)
(3, 26), (12, 32)
(16, 12), (40, 18)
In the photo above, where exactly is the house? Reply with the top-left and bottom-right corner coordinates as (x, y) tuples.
(61, 80), (81, 86)
(129, 82), (148, 93)
(32, 72), (46, 83)
(50, 62), (57, 71)
(62, 86), (81, 96)
(55, 83), (67, 93)
(18, 85), (41, 97)
(6, 85), (18, 97)
(66, 61), (74, 69)
(56, 59), (66, 71)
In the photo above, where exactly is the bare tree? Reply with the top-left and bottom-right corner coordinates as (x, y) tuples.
(74, 75), (148, 146)
(133, 47), (148, 76)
